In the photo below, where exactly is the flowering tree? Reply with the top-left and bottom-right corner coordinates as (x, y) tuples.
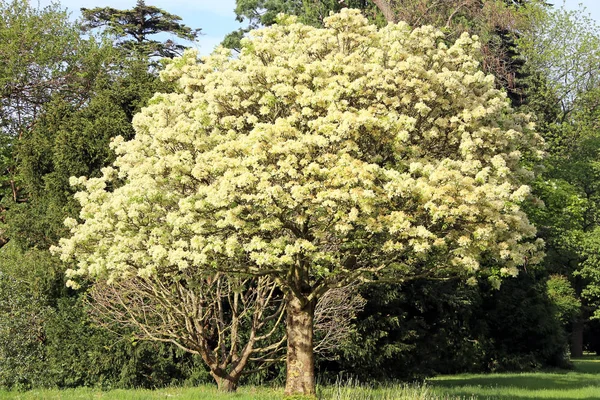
(54, 9), (544, 396)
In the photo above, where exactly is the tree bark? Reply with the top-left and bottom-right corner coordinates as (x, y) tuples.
(372, 0), (396, 23)
(212, 373), (239, 392)
(284, 295), (316, 397)
(571, 319), (584, 358)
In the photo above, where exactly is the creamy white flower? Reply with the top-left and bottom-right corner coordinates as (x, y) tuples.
(53, 9), (544, 289)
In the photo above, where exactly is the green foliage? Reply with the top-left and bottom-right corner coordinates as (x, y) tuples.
(7, 61), (171, 250)
(0, 0), (89, 137)
(0, 270), (51, 389)
(324, 271), (569, 380)
(516, 2), (600, 356)
(224, 0), (378, 50)
(0, 238), (210, 391)
(321, 280), (480, 380)
(475, 272), (569, 371)
(44, 296), (210, 389)
(81, 0), (200, 58)
(547, 274), (581, 324)
(0, 0), (207, 390)
(518, 3), (600, 117)
(0, 0), (106, 247)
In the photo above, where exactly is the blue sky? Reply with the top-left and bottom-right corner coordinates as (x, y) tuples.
(33, 0), (600, 56)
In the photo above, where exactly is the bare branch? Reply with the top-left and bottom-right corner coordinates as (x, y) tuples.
(87, 273), (286, 391)
(313, 284), (366, 358)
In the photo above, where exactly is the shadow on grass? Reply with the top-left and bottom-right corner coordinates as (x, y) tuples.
(572, 356), (600, 374)
(427, 356), (600, 400)
(430, 372), (598, 390)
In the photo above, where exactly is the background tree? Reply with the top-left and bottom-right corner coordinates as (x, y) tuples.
(56, 10), (544, 396)
(81, 0), (201, 59)
(0, 2), (117, 386)
(517, 3), (600, 357)
(0, 0), (105, 249)
(325, 270), (570, 381)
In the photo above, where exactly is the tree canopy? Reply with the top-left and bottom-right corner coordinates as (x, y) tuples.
(0, 0), (106, 249)
(516, 3), (600, 356)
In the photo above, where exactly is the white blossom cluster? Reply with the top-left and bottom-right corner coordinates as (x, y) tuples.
(53, 9), (544, 291)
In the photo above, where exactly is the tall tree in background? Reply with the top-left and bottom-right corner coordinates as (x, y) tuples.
(0, 0), (122, 387)
(0, 0), (108, 250)
(517, 3), (600, 357)
(81, 0), (201, 59)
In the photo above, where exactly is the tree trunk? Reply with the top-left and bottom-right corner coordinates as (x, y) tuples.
(212, 373), (238, 392)
(571, 319), (584, 358)
(284, 295), (316, 397)
(372, 0), (396, 23)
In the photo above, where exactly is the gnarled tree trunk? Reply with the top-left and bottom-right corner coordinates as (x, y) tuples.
(212, 373), (239, 392)
(284, 295), (316, 397)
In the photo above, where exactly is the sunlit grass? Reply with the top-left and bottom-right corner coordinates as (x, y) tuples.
(428, 356), (600, 399)
(0, 384), (467, 399)
(0, 386), (282, 400)
(0, 384), (462, 400)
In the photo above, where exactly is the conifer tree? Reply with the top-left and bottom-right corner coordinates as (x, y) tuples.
(81, 0), (201, 58)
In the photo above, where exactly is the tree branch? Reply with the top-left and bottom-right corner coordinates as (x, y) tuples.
(372, 0), (396, 23)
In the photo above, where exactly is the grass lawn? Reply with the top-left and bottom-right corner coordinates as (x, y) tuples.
(0, 357), (598, 399)
(0, 386), (285, 400)
(0, 385), (439, 400)
(428, 356), (600, 399)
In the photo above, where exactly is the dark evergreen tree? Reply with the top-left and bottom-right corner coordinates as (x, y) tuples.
(321, 271), (569, 381)
(81, 0), (201, 58)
